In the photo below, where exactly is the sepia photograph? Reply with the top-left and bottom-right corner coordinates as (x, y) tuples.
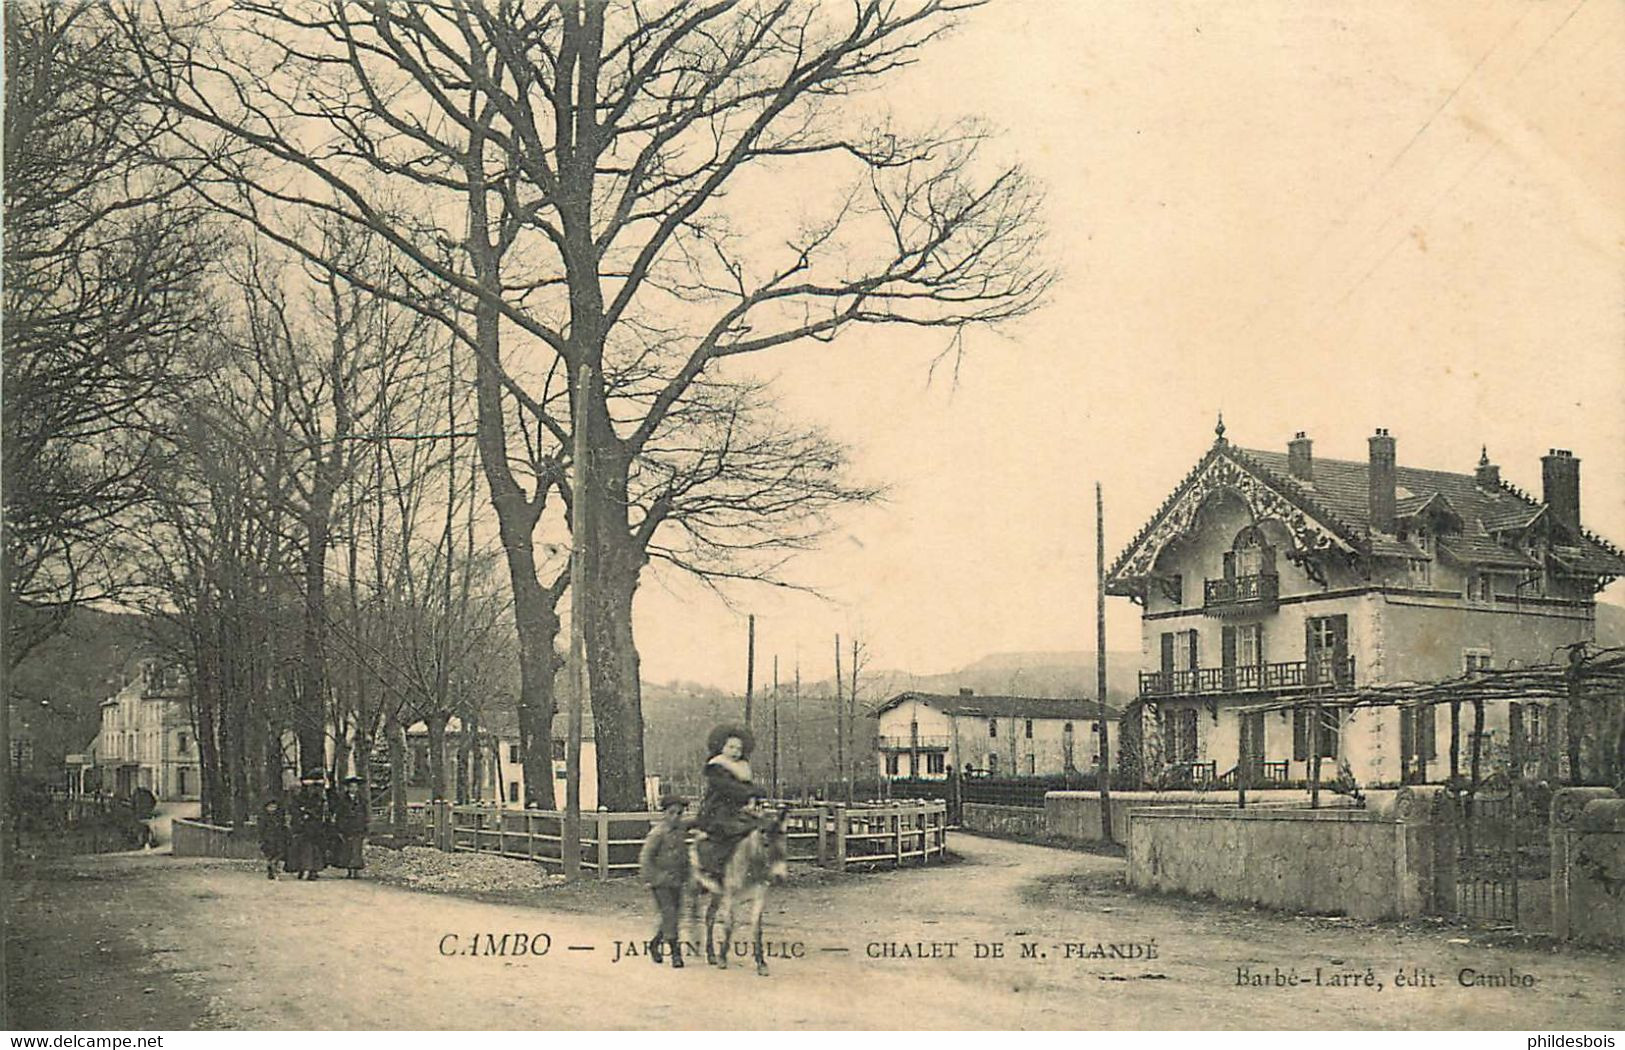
(3, 0), (1623, 1035)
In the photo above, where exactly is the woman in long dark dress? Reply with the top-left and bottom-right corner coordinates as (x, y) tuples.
(287, 773), (328, 880)
(331, 775), (368, 877)
(694, 725), (765, 879)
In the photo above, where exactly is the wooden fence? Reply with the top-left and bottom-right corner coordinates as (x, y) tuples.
(432, 798), (948, 879)
(172, 818), (262, 860)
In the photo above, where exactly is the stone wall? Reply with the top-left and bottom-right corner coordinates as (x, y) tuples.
(1552, 788), (1625, 947)
(1126, 799), (1442, 921)
(961, 802), (1045, 838)
(1045, 789), (1321, 847)
(172, 817), (262, 861)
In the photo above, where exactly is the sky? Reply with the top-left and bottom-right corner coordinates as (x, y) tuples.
(626, 0), (1625, 690)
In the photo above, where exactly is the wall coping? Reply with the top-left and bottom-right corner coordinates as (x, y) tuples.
(1046, 790), (1312, 803)
(1127, 805), (1391, 824)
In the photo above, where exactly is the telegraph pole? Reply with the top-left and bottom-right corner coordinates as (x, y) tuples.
(1096, 482), (1114, 843)
(745, 614), (756, 729)
(771, 655), (781, 798)
(563, 364), (590, 881)
(833, 634), (843, 801)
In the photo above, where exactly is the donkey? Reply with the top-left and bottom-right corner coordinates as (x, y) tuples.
(689, 806), (791, 975)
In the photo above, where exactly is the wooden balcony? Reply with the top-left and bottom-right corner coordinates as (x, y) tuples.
(876, 735), (951, 751)
(1203, 572), (1279, 615)
(1138, 657), (1355, 698)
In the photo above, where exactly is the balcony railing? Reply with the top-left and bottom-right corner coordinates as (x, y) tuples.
(876, 735), (951, 751)
(1203, 572), (1279, 613)
(1138, 657), (1355, 698)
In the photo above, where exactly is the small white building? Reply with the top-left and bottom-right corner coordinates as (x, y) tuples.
(873, 689), (1121, 780)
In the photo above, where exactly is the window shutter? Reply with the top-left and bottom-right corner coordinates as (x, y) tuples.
(1330, 615), (1349, 681)
(1161, 633), (1175, 676)
(1187, 630), (1199, 670)
(1305, 619), (1318, 683)
(1223, 550), (1236, 581)
(1321, 707), (1339, 758)
(1400, 707), (1415, 767)
(1420, 705), (1435, 759)
(1221, 626), (1237, 670)
(1293, 708), (1308, 761)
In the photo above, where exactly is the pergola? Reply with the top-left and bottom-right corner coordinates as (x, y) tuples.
(1231, 644), (1625, 808)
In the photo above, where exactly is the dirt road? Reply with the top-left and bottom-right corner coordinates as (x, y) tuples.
(6, 834), (1621, 1030)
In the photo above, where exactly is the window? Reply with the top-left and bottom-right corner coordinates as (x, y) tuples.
(1524, 706), (1543, 756)
(508, 744), (520, 763)
(1025, 754), (1036, 775)
(1292, 706), (1339, 759)
(1408, 558), (1432, 585)
(1159, 707), (1199, 764)
(987, 753), (999, 775)
(508, 781), (520, 803)
(988, 719), (998, 739)
(1024, 719), (1033, 739)
(926, 752), (945, 776)
(177, 733), (189, 754)
(551, 739), (566, 760)
(1306, 615), (1348, 684)
(1466, 573), (1493, 603)
(1464, 651), (1493, 674)
(885, 753), (900, 776)
(1401, 705), (1435, 762)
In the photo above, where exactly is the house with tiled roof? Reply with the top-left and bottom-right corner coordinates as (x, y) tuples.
(873, 689), (1121, 780)
(1104, 421), (1624, 789)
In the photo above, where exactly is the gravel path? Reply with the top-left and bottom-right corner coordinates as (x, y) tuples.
(6, 834), (1621, 1030)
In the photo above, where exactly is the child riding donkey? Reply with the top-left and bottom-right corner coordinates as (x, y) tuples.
(690, 725), (791, 974)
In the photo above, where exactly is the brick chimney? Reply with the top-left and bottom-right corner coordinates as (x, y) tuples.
(1475, 446), (1500, 489)
(1541, 449), (1580, 536)
(1368, 428), (1396, 534)
(1288, 432), (1314, 482)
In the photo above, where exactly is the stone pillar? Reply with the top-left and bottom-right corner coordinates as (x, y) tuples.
(1550, 787), (1620, 942)
(1395, 785), (1455, 916)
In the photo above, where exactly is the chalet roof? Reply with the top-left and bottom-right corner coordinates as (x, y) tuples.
(1239, 446), (1624, 575)
(876, 691), (1121, 721)
(1106, 435), (1624, 591)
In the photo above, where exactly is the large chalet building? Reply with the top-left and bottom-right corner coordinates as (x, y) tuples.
(1105, 422), (1624, 789)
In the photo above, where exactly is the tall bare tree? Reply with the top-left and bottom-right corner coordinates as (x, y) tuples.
(131, 0), (1048, 808)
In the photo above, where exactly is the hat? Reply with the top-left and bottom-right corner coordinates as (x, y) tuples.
(299, 770), (324, 783)
(658, 793), (687, 812)
(706, 724), (755, 758)
(342, 775), (364, 784)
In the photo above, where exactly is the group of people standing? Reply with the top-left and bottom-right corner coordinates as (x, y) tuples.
(258, 771), (369, 881)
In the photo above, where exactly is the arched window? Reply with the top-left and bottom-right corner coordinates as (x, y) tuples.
(1224, 526), (1276, 580)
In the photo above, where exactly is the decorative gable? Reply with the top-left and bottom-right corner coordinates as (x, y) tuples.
(1108, 445), (1359, 598)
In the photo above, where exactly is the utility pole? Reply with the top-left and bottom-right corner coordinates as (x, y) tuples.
(849, 637), (860, 803)
(563, 364), (590, 881)
(834, 634), (843, 801)
(744, 614), (756, 730)
(771, 655), (780, 799)
(1096, 482), (1114, 843)
(795, 658), (804, 795)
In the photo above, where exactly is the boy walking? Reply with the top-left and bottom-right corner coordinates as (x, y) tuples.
(258, 797), (288, 880)
(638, 794), (690, 968)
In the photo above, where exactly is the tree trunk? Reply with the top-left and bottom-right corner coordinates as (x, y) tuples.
(466, 205), (561, 810)
(582, 509), (648, 811)
(426, 710), (450, 802)
(386, 705), (408, 831)
(297, 507), (332, 772)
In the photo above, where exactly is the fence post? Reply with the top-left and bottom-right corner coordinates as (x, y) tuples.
(596, 812), (610, 881)
(816, 805), (830, 868)
(432, 800), (453, 852)
(834, 804), (848, 872)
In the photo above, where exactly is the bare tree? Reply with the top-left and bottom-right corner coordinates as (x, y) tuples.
(131, 0), (1049, 808)
(2, 1), (213, 670)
